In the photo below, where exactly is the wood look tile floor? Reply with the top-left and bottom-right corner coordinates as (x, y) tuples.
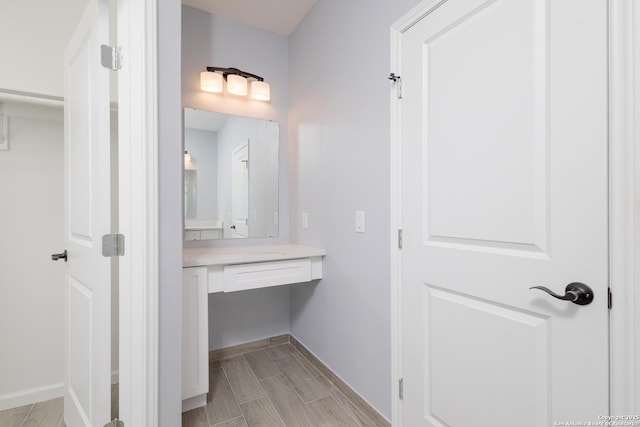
(182, 343), (377, 427)
(0, 385), (118, 427)
(0, 344), (377, 426)
(0, 397), (65, 427)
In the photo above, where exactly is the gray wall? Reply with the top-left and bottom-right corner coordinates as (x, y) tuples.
(158, 0), (183, 424)
(182, 5), (290, 247)
(288, 0), (420, 419)
(180, 0), (424, 419)
(0, 103), (65, 409)
(184, 128), (218, 221)
(181, 6), (291, 351)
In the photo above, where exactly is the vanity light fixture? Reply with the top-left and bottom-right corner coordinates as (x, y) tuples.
(200, 67), (271, 101)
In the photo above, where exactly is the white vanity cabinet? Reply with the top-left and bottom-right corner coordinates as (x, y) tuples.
(181, 267), (209, 409)
(181, 244), (326, 411)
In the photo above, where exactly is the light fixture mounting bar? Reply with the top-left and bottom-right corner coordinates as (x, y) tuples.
(206, 67), (264, 82)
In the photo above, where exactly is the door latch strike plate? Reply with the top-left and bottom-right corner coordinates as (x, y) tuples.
(102, 234), (125, 257)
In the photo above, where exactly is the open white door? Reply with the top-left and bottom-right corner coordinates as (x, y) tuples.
(397, 0), (609, 425)
(63, 0), (112, 425)
(232, 143), (249, 238)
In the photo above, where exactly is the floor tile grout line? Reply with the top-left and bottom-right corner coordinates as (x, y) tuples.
(211, 415), (244, 427)
(227, 353), (266, 405)
(242, 350), (288, 427)
(261, 375), (306, 427)
(255, 372), (281, 382)
(216, 351), (279, 426)
(218, 362), (247, 423)
(250, 341), (363, 426)
(291, 352), (322, 380)
(287, 349), (367, 426)
(18, 403), (34, 427)
(255, 376), (288, 427)
(305, 393), (363, 427)
(303, 395), (329, 405)
(248, 359), (283, 425)
(195, 336), (377, 427)
(213, 343), (295, 365)
(204, 400), (212, 427)
(260, 344), (322, 426)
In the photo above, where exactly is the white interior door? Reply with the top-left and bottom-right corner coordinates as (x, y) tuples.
(63, 0), (112, 425)
(232, 143), (249, 238)
(399, 0), (609, 425)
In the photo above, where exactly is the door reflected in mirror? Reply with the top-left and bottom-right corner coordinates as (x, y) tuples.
(183, 108), (279, 240)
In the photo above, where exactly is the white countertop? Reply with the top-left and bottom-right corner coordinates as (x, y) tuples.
(184, 220), (224, 231)
(183, 244), (327, 267)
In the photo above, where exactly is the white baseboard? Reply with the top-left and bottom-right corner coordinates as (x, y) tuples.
(288, 334), (390, 426)
(182, 394), (207, 413)
(0, 372), (119, 413)
(0, 383), (64, 412)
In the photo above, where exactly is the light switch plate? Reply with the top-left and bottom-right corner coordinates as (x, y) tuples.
(355, 211), (365, 233)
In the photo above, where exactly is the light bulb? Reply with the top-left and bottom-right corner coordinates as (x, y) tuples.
(251, 81), (271, 101)
(227, 74), (248, 96)
(200, 71), (223, 93)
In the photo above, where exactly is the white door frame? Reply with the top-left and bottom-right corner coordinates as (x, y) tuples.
(608, 0), (640, 416)
(116, 0), (159, 424)
(389, 0), (640, 425)
(232, 143), (249, 238)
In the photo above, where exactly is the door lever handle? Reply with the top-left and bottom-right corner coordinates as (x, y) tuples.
(51, 250), (68, 262)
(529, 282), (593, 305)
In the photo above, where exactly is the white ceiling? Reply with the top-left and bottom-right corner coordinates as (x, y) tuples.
(181, 0), (317, 37)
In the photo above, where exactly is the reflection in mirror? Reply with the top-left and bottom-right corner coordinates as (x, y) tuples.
(183, 108), (279, 240)
(184, 169), (197, 220)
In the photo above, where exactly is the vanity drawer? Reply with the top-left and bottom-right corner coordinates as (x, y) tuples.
(223, 259), (312, 293)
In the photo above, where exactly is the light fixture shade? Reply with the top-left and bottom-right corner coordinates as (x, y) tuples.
(227, 74), (248, 96)
(200, 71), (223, 93)
(251, 80), (271, 101)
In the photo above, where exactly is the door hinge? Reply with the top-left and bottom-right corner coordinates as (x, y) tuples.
(102, 234), (125, 257)
(398, 229), (403, 249)
(399, 378), (404, 399)
(104, 419), (124, 427)
(101, 44), (122, 71)
(388, 73), (403, 99)
(608, 287), (612, 310)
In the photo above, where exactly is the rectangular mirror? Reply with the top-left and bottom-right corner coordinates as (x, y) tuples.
(183, 108), (279, 240)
